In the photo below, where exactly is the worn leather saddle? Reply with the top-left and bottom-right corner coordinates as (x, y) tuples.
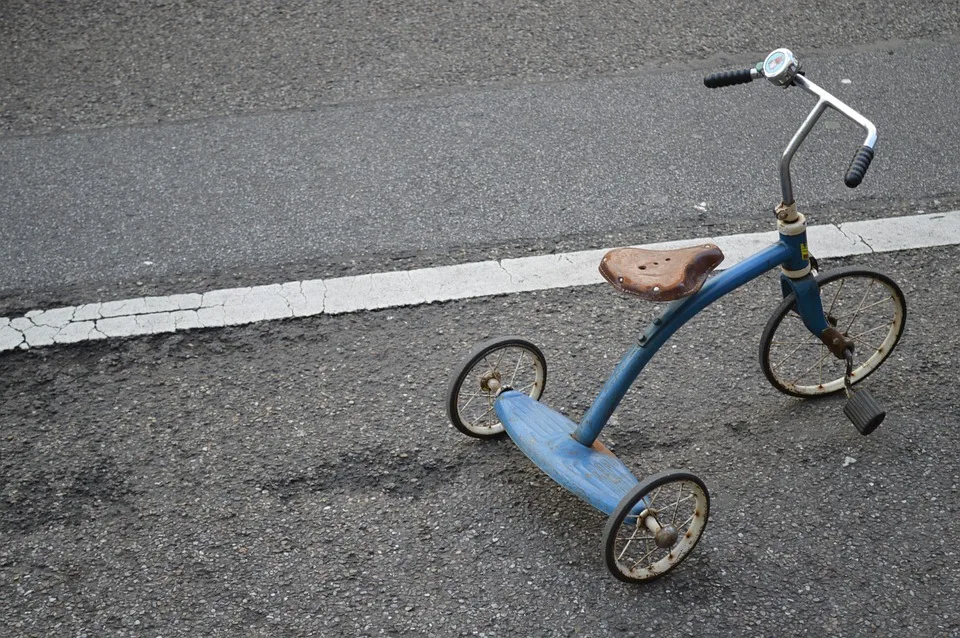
(599, 244), (725, 302)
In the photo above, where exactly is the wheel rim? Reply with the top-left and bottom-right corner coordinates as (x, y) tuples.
(611, 478), (708, 581)
(454, 345), (545, 436)
(765, 273), (905, 396)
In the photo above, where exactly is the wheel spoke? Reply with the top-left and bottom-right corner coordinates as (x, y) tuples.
(493, 347), (507, 371)
(831, 296), (893, 322)
(617, 525), (645, 560)
(671, 484), (686, 525)
(769, 340), (821, 347)
(617, 528), (650, 546)
(669, 493), (696, 508)
(844, 279), (876, 333)
(478, 354), (492, 374)
(790, 349), (834, 386)
(773, 334), (820, 371)
(671, 493), (697, 527)
(825, 278), (846, 318)
(509, 350), (525, 386)
(517, 381), (538, 393)
(648, 485), (663, 510)
(849, 321), (894, 340)
(633, 536), (655, 565)
(629, 545), (661, 570)
(459, 389), (488, 411)
(850, 334), (882, 353)
(818, 342), (825, 387)
(469, 404), (497, 427)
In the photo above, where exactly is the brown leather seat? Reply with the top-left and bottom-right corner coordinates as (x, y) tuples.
(599, 244), (724, 302)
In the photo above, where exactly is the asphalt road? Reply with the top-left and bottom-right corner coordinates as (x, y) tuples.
(2, 1), (959, 135)
(4, 41), (960, 313)
(2, 1), (960, 636)
(2, 247), (958, 636)
(2, 4), (960, 310)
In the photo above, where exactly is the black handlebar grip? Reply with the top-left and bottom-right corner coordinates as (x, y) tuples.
(844, 146), (875, 188)
(703, 69), (754, 88)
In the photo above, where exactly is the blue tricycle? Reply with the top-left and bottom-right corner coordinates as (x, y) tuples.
(446, 49), (906, 583)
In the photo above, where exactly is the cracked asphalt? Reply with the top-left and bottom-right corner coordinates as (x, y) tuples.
(3, 22), (960, 308)
(3, 1), (960, 636)
(3, 210), (952, 354)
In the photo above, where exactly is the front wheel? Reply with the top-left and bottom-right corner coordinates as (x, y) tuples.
(759, 267), (907, 397)
(603, 470), (710, 583)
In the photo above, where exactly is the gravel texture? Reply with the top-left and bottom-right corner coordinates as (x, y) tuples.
(3, 3), (960, 635)
(2, 247), (958, 636)
(2, 1), (959, 135)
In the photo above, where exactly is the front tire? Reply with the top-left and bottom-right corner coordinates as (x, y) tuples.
(759, 268), (906, 398)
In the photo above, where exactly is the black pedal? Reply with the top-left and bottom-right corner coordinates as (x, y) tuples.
(844, 389), (886, 436)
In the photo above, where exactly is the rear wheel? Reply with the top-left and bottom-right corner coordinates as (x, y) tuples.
(759, 268), (906, 397)
(446, 337), (546, 438)
(603, 470), (710, 583)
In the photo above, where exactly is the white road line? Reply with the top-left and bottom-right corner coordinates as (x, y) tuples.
(2, 211), (958, 352)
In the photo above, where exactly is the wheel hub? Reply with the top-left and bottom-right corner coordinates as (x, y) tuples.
(479, 370), (502, 394)
(655, 524), (679, 549)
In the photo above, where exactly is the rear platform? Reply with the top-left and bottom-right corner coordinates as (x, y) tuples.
(494, 391), (639, 515)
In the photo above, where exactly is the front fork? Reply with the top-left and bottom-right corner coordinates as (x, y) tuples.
(780, 265), (855, 361)
(781, 226), (887, 435)
(777, 207), (855, 362)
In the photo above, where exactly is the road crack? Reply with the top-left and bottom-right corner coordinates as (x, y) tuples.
(836, 224), (874, 252)
(496, 259), (515, 285)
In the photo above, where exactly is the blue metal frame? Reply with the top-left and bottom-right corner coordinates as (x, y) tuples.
(572, 228), (828, 446)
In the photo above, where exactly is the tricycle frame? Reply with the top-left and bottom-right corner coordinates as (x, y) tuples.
(573, 222), (826, 446)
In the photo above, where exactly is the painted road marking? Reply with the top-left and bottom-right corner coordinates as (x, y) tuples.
(1, 211), (958, 352)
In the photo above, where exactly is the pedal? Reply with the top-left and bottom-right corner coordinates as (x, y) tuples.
(841, 349), (885, 436)
(844, 388), (885, 436)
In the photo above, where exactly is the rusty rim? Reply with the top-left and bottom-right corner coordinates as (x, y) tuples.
(761, 270), (906, 397)
(605, 471), (709, 583)
(448, 339), (546, 438)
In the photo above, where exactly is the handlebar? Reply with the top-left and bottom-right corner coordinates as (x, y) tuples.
(704, 49), (878, 204)
(703, 68), (756, 88)
(844, 145), (874, 188)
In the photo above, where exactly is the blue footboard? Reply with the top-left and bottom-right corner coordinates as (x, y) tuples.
(495, 390), (639, 515)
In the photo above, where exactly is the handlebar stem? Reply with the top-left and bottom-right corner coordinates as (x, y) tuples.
(778, 75), (878, 205)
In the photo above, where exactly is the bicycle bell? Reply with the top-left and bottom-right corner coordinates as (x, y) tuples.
(762, 48), (801, 86)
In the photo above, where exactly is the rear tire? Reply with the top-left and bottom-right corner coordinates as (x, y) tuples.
(446, 337), (546, 439)
(603, 470), (710, 583)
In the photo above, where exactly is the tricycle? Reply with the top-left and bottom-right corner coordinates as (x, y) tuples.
(446, 48), (906, 583)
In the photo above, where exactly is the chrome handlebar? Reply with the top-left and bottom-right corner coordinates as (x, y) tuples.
(780, 73), (877, 204)
(704, 48), (879, 206)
